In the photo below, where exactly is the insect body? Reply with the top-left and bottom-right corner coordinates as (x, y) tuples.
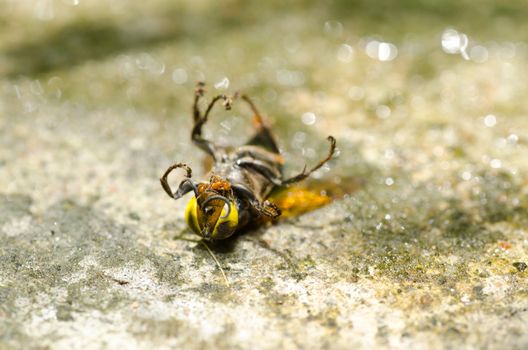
(161, 82), (336, 241)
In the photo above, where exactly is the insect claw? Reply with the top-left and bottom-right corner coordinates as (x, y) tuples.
(327, 135), (337, 153)
(195, 81), (206, 96)
(223, 96), (233, 110)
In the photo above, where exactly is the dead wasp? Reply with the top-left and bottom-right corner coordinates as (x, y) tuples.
(160, 82), (336, 241)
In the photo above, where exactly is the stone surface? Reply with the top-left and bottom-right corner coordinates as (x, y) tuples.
(1, 1), (528, 349)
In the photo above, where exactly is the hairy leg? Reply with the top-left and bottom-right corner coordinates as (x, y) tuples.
(281, 136), (337, 185)
(191, 82), (229, 160)
(237, 93), (281, 154)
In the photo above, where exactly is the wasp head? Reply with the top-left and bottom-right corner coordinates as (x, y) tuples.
(184, 177), (239, 241)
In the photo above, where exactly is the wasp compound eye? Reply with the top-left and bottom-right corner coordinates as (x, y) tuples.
(204, 206), (215, 215)
(202, 195), (231, 218)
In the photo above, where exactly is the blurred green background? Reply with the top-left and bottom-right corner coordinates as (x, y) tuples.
(2, 0), (528, 113)
(2, 0), (527, 180)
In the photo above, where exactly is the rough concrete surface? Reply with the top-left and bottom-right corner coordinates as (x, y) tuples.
(1, 1), (528, 349)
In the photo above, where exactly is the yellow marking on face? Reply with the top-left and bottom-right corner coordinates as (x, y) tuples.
(185, 197), (201, 235)
(210, 201), (238, 240)
(186, 197), (239, 240)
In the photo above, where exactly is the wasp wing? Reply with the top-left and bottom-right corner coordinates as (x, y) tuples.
(268, 176), (363, 219)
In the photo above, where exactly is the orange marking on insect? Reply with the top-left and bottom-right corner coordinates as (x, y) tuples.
(274, 187), (331, 218)
(252, 115), (264, 129)
(197, 183), (208, 194)
(211, 180), (231, 192)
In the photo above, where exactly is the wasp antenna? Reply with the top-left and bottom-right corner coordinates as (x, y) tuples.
(177, 178), (199, 199)
(201, 240), (230, 287)
(160, 178), (175, 198)
(160, 163), (193, 199)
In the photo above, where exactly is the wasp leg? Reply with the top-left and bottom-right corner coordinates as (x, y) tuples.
(251, 198), (282, 219)
(237, 94), (281, 154)
(232, 146), (284, 165)
(260, 200), (282, 219)
(191, 82), (229, 160)
(192, 82), (205, 124)
(236, 157), (283, 186)
(232, 184), (281, 219)
(281, 136), (337, 186)
(160, 163), (193, 199)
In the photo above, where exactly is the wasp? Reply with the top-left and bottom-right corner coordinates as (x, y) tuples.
(160, 82), (336, 241)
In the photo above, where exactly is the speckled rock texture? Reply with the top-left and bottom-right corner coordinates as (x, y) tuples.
(1, 1), (527, 349)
